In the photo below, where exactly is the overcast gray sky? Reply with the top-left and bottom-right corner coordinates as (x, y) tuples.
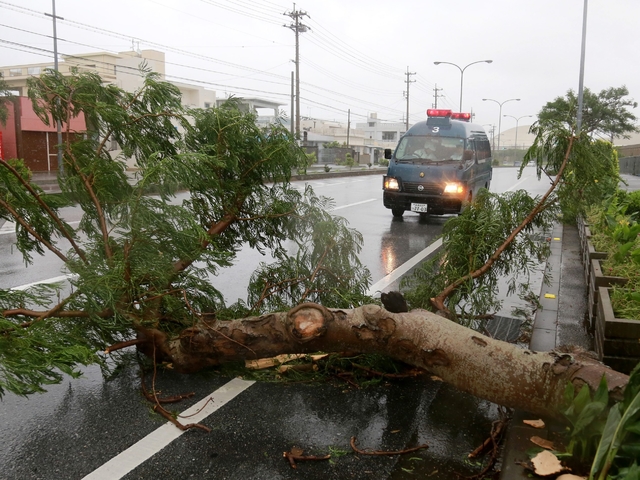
(2, 0), (639, 133)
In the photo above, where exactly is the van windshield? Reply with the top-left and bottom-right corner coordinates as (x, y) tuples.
(395, 136), (465, 163)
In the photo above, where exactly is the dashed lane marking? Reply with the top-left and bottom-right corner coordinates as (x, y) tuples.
(81, 378), (255, 480)
(367, 238), (443, 296)
(330, 198), (377, 211)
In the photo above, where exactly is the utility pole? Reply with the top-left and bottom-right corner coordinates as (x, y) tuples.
(284, 4), (309, 140)
(432, 84), (442, 108)
(290, 72), (294, 137)
(45, 0), (64, 174)
(404, 67), (415, 130)
(347, 109), (351, 147)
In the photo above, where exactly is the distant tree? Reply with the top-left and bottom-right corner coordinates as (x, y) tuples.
(538, 86), (638, 140)
(323, 141), (341, 148)
(342, 152), (356, 169)
(0, 73), (13, 126)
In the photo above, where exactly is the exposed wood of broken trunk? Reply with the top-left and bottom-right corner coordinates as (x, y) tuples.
(141, 303), (628, 419)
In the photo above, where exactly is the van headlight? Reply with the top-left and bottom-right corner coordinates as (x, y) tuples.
(443, 182), (464, 194)
(384, 177), (400, 190)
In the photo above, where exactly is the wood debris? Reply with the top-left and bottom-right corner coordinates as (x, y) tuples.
(530, 450), (565, 476)
(529, 435), (555, 450)
(523, 418), (545, 429)
(245, 353), (327, 370)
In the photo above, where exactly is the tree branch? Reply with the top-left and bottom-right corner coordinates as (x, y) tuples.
(0, 198), (69, 263)
(0, 161), (88, 264)
(431, 135), (575, 313)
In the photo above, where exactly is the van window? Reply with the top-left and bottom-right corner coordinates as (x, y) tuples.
(476, 139), (492, 161)
(396, 136), (464, 162)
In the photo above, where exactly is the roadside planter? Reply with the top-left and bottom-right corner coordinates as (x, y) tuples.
(582, 236), (608, 284)
(587, 258), (628, 328)
(595, 286), (640, 374)
(579, 214), (607, 282)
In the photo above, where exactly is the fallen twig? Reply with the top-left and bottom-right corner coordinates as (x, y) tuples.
(350, 436), (428, 456)
(468, 418), (506, 458)
(140, 344), (209, 432)
(465, 412), (509, 479)
(283, 447), (330, 469)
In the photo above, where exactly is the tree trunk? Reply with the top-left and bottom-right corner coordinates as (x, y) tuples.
(143, 303), (629, 419)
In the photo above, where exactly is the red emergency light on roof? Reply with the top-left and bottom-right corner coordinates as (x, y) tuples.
(451, 112), (472, 121)
(426, 109), (452, 118)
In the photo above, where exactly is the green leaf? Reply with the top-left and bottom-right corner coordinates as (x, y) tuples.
(573, 401), (607, 436)
(594, 374), (610, 405)
(590, 403), (622, 479)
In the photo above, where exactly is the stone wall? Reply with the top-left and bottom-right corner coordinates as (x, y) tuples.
(619, 155), (640, 175)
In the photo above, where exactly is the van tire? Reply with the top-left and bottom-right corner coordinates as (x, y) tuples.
(391, 208), (405, 217)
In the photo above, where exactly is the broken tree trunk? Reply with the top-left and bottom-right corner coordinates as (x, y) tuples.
(143, 303), (628, 419)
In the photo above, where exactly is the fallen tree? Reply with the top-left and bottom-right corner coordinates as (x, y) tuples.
(0, 70), (632, 425)
(137, 302), (629, 420)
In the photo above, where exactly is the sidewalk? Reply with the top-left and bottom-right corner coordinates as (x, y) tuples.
(500, 172), (640, 478)
(500, 221), (590, 478)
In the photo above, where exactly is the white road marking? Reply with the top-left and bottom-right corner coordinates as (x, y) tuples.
(329, 198), (377, 211)
(367, 238), (443, 296)
(12, 274), (76, 291)
(0, 219), (80, 235)
(505, 175), (531, 192)
(82, 378), (255, 480)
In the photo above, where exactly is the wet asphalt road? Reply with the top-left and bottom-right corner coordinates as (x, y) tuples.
(0, 167), (550, 479)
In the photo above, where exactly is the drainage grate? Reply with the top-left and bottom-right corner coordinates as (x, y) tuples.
(484, 315), (525, 343)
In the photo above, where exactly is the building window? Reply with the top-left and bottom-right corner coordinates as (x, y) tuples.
(368, 122), (375, 127)
(204, 102), (211, 109)
(382, 131), (397, 141)
(27, 67), (41, 75)
(9, 68), (22, 77)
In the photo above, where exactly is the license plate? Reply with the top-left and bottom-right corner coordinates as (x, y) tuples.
(410, 203), (428, 213)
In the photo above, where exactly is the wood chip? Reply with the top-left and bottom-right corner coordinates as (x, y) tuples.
(523, 419), (545, 429)
(246, 353), (327, 370)
(530, 435), (555, 450)
(556, 475), (586, 480)
(531, 450), (564, 476)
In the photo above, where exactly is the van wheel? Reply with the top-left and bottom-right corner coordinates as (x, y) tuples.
(391, 208), (404, 217)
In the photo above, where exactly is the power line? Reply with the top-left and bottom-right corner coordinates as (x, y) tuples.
(0, 1), (410, 121)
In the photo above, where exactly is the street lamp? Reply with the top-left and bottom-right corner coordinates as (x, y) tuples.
(503, 114), (534, 150)
(433, 60), (493, 112)
(482, 98), (520, 152)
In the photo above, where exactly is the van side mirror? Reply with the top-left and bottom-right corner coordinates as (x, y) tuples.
(384, 148), (392, 159)
(462, 149), (475, 161)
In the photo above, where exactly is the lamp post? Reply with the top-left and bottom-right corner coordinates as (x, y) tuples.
(503, 114), (533, 150)
(482, 98), (520, 153)
(433, 60), (493, 112)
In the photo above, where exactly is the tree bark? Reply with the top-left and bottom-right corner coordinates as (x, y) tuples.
(144, 303), (629, 419)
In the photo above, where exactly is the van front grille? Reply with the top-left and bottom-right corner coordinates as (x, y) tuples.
(402, 182), (442, 195)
